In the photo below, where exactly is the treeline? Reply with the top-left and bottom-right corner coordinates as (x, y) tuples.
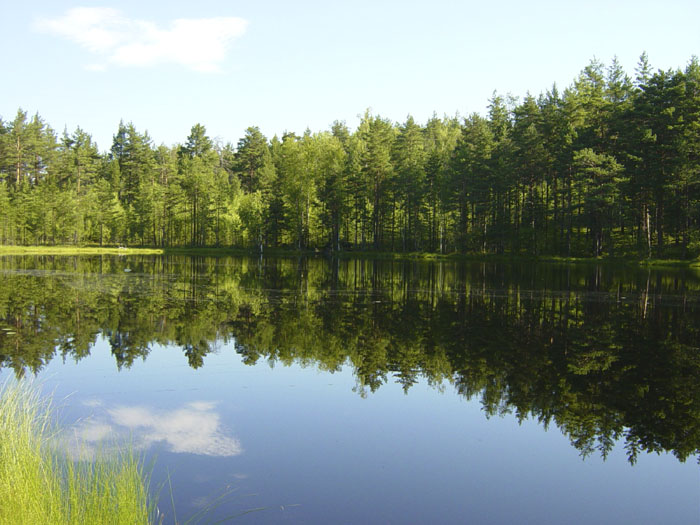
(1, 55), (700, 257)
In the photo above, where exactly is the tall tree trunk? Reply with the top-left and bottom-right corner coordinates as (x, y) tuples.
(655, 190), (664, 254)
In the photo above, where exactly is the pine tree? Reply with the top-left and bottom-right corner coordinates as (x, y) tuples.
(394, 115), (426, 251)
(234, 127), (269, 193)
(359, 112), (395, 249)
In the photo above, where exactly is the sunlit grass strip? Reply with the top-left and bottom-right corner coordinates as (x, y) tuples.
(0, 245), (164, 255)
(0, 381), (154, 525)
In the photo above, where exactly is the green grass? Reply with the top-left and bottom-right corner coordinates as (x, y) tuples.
(0, 380), (154, 525)
(0, 245), (163, 256)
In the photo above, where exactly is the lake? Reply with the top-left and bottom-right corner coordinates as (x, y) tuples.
(1, 255), (699, 524)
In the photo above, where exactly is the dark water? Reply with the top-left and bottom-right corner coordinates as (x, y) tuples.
(1, 255), (699, 524)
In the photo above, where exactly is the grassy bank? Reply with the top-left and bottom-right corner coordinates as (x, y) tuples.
(0, 381), (154, 525)
(0, 245), (163, 256)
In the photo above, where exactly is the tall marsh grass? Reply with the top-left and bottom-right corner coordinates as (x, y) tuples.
(0, 381), (154, 525)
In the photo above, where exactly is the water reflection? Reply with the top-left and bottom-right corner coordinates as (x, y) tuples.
(1, 254), (700, 464)
(66, 399), (242, 458)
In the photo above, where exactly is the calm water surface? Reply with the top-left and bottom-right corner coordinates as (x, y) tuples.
(1, 255), (699, 524)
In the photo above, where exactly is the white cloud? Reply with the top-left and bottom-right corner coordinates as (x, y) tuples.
(84, 63), (107, 72)
(35, 7), (248, 72)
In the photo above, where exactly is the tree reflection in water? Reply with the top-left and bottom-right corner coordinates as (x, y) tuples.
(1, 254), (699, 463)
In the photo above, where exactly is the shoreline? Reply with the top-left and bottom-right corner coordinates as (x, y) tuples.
(0, 244), (698, 268)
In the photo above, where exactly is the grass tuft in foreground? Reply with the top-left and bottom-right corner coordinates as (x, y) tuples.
(0, 380), (154, 525)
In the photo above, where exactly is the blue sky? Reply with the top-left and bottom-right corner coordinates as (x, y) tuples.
(2, 1), (699, 151)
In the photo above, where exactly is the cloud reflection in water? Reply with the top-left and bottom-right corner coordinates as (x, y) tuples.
(67, 400), (242, 458)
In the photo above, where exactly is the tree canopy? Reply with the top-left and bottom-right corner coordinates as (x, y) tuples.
(2, 55), (700, 258)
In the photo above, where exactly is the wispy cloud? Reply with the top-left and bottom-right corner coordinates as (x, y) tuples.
(35, 7), (248, 72)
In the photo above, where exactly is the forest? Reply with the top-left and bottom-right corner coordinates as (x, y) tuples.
(1, 54), (699, 258)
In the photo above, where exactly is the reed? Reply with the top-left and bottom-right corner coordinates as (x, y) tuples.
(0, 380), (154, 525)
